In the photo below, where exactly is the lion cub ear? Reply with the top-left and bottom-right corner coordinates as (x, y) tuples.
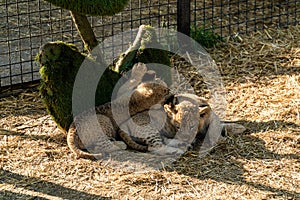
(164, 94), (179, 107)
(198, 106), (211, 118)
(164, 94), (179, 118)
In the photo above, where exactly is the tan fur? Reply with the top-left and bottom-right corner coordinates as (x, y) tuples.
(163, 94), (212, 139)
(67, 63), (169, 159)
(118, 108), (185, 155)
(67, 63), (246, 159)
(118, 94), (214, 154)
(160, 94), (213, 150)
(118, 92), (245, 154)
(161, 93), (246, 150)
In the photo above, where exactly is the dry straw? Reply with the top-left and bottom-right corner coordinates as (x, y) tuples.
(0, 26), (299, 199)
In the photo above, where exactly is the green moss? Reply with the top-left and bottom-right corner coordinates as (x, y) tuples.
(137, 26), (170, 66)
(113, 25), (170, 75)
(191, 26), (223, 48)
(43, 0), (130, 16)
(37, 41), (121, 131)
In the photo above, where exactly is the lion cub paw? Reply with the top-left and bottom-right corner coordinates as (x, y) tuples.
(149, 145), (184, 155)
(164, 138), (191, 151)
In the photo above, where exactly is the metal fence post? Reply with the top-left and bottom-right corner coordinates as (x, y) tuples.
(177, 0), (191, 36)
(177, 0), (191, 52)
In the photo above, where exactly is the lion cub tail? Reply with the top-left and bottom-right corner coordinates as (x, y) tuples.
(118, 129), (148, 152)
(67, 123), (103, 160)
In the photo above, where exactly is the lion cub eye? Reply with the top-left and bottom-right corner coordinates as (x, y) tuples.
(199, 113), (206, 118)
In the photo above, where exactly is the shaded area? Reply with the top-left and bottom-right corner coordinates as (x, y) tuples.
(0, 191), (48, 200)
(237, 120), (300, 134)
(0, 169), (110, 200)
(166, 121), (300, 199)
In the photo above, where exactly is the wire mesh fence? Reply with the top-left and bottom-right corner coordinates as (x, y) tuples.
(192, 0), (300, 37)
(0, 0), (299, 89)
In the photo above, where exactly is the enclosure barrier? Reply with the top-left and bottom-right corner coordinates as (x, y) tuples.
(0, 0), (299, 90)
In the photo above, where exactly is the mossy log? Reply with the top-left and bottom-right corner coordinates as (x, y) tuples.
(37, 25), (171, 132)
(113, 25), (170, 73)
(37, 42), (121, 131)
(113, 25), (171, 85)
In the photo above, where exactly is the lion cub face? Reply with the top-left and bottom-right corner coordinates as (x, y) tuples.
(126, 81), (169, 116)
(164, 93), (212, 142)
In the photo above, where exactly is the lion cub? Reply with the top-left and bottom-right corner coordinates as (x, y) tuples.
(118, 93), (214, 153)
(119, 93), (246, 154)
(67, 63), (246, 159)
(67, 63), (173, 159)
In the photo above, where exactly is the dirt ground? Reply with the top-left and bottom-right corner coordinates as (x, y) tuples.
(1, 26), (299, 199)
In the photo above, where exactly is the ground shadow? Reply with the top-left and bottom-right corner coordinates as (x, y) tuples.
(0, 191), (48, 200)
(165, 120), (300, 199)
(236, 119), (300, 134)
(0, 169), (110, 200)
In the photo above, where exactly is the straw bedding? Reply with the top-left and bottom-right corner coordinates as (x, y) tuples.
(0, 26), (299, 199)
